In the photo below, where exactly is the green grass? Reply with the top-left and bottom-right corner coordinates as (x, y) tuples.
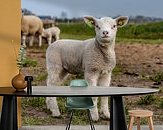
(58, 21), (163, 41)
(36, 72), (48, 81)
(22, 97), (45, 107)
(112, 65), (123, 75)
(58, 22), (95, 36)
(137, 95), (156, 105)
(117, 21), (163, 39)
(23, 117), (48, 125)
(159, 98), (163, 109)
(58, 21), (163, 45)
(22, 58), (38, 67)
(60, 33), (93, 40)
(149, 72), (163, 83)
(116, 38), (163, 44)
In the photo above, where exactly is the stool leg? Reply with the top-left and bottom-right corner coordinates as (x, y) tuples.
(148, 116), (154, 130)
(137, 117), (141, 130)
(128, 116), (134, 130)
(66, 110), (73, 130)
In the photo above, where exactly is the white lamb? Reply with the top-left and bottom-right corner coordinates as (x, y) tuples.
(21, 15), (43, 47)
(42, 26), (60, 45)
(46, 15), (128, 121)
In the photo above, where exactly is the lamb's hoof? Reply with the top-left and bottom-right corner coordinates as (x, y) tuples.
(52, 111), (61, 117)
(89, 108), (99, 121)
(91, 114), (99, 122)
(100, 111), (110, 120)
(90, 112), (99, 121)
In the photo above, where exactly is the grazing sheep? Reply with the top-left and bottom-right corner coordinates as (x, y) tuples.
(46, 15), (128, 121)
(42, 26), (60, 45)
(21, 15), (43, 47)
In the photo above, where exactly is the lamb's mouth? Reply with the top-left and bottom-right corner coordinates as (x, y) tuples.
(100, 37), (111, 43)
(102, 36), (110, 38)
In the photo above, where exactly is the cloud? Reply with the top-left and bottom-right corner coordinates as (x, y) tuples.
(22, 0), (163, 18)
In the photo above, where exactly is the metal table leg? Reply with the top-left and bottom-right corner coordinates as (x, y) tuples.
(0, 96), (18, 130)
(110, 96), (127, 130)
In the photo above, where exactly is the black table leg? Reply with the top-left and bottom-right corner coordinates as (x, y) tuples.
(0, 96), (18, 130)
(110, 96), (127, 130)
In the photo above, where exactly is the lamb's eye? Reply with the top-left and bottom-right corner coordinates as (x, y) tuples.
(112, 25), (116, 29)
(95, 25), (100, 29)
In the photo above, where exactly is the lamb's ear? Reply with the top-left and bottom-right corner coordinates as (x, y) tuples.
(83, 16), (96, 28)
(115, 16), (128, 27)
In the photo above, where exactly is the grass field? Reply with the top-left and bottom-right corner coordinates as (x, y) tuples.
(58, 21), (163, 40)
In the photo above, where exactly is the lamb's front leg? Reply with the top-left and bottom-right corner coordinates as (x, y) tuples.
(85, 72), (99, 121)
(98, 72), (112, 119)
(46, 67), (68, 117)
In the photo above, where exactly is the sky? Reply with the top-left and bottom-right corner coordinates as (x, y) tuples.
(21, 0), (163, 18)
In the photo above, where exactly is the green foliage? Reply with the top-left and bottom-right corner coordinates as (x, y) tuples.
(22, 58), (38, 67)
(113, 65), (123, 75)
(58, 22), (95, 37)
(149, 72), (163, 82)
(58, 21), (163, 40)
(60, 33), (93, 40)
(117, 22), (163, 39)
(71, 110), (88, 125)
(36, 72), (48, 81)
(23, 117), (44, 125)
(57, 97), (67, 113)
(22, 97), (45, 107)
(116, 38), (163, 44)
(137, 95), (156, 105)
(17, 45), (26, 69)
(159, 98), (163, 109)
(22, 116), (56, 125)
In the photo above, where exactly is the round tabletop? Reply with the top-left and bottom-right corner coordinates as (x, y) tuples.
(0, 86), (159, 97)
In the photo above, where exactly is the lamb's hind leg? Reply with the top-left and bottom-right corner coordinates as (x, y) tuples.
(98, 72), (112, 119)
(47, 36), (52, 45)
(29, 35), (34, 47)
(22, 35), (26, 47)
(38, 35), (42, 47)
(46, 68), (68, 117)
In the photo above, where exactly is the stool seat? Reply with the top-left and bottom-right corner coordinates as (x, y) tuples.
(128, 110), (153, 117)
(128, 109), (154, 130)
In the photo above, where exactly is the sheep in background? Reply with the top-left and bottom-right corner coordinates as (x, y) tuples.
(42, 26), (60, 45)
(21, 15), (43, 47)
(46, 15), (128, 121)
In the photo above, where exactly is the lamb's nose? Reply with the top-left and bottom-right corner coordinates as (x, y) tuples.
(103, 31), (109, 35)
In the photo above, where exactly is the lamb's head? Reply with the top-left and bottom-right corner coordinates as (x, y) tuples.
(84, 16), (128, 46)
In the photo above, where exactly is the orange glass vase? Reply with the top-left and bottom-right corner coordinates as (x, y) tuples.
(11, 70), (27, 91)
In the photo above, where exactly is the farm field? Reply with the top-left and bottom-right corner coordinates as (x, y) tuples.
(21, 22), (163, 126)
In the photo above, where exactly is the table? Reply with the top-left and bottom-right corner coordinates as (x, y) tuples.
(0, 86), (158, 130)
